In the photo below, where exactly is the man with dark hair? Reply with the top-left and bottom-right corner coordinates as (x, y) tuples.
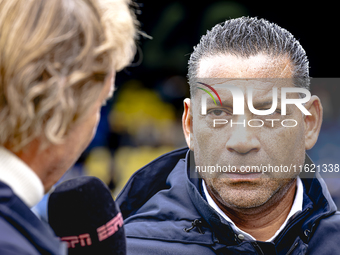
(117, 17), (340, 254)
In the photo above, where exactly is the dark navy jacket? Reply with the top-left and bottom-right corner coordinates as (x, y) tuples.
(0, 181), (66, 255)
(117, 148), (340, 255)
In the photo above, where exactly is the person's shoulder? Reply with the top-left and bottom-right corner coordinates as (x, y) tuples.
(126, 235), (216, 255)
(0, 243), (35, 255)
(0, 216), (40, 255)
(316, 211), (340, 230)
(306, 211), (340, 254)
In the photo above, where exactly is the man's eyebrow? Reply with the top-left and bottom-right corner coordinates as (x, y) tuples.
(251, 98), (281, 108)
(206, 98), (233, 106)
(205, 99), (281, 108)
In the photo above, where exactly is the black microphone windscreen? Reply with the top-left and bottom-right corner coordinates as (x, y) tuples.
(48, 176), (126, 255)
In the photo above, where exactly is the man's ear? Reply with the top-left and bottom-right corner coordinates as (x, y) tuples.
(182, 98), (194, 151)
(304, 95), (323, 150)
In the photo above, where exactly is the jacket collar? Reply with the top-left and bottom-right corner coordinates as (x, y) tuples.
(117, 147), (190, 218)
(185, 150), (337, 247)
(0, 181), (66, 254)
(0, 147), (44, 208)
(118, 148), (337, 250)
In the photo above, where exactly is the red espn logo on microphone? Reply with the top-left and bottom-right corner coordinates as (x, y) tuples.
(97, 212), (124, 242)
(60, 212), (124, 248)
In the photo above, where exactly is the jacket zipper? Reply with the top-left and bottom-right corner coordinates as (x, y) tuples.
(286, 241), (298, 255)
(274, 207), (311, 243)
(183, 219), (205, 234)
(252, 242), (264, 255)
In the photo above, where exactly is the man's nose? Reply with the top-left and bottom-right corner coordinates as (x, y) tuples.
(225, 116), (261, 154)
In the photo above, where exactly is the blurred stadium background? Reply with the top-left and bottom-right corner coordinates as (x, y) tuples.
(34, 0), (340, 218)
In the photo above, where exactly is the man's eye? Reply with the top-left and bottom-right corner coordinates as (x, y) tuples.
(213, 110), (223, 116)
(268, 109), (281, 115)
(208, 109), (229, 116)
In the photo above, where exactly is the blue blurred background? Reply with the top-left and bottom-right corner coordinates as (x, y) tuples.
(33, 0), (340, 218)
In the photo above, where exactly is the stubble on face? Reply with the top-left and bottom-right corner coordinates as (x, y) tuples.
(205, 176), (296, 210)
(192, 53), (305, 211)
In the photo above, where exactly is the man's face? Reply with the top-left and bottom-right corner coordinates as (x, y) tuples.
(187, 53), (307, 209)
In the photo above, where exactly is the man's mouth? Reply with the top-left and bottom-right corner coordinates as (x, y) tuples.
(225, 171), (263, 181)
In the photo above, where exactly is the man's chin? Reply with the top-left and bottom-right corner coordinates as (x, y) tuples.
(216, 187), (275, 210)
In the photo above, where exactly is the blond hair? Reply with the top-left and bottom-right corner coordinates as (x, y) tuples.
(0, 0), (138, 151)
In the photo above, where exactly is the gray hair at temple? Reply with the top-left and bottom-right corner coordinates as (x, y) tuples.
(188, 17), (310, 92)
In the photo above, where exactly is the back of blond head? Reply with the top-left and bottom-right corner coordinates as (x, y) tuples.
(0, 0), (138, 151)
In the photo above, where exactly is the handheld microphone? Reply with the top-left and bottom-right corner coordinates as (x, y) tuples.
(48, 176), (126, 255)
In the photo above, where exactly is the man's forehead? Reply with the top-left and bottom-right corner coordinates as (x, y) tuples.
(194, 78), (301, 108)
(196, 78), (296, 97)
(197, 53), (293, 79)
